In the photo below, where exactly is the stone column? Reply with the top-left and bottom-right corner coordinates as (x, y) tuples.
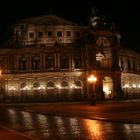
(112, 71), (122, 99)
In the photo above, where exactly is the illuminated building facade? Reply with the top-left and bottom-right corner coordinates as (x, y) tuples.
(0, 14), (140, 102)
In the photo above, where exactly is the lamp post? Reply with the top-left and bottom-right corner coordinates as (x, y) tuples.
(124, 84), (129, 99)
(9, 86), (16, 102)
(87, 75), (97, 105)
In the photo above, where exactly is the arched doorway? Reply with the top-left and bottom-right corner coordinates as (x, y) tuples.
(103, 76), (113, 99)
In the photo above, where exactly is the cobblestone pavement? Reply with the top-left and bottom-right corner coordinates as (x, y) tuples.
(24, 99), (140, 123)
(0, 100), (140, 140)
(0, 128), (35, 140)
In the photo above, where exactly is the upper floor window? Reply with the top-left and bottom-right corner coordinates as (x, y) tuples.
(29, 32), (34, 38)
(45, 56), (54, 69)
(48, 31), (52, 37)
(74, 56), (82, 68)
(19, 57), (27, 70)
(32, 56), (40, 70)
(60, 56), (69, 69)
(57, 31), (62, 37)
(66, 31), (71, 37)
(38, 32), (43, 37)
(119, 58), (124, 70)
(76, 32), (80, 37)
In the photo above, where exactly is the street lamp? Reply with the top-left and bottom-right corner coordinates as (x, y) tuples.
(123, 84), (129, 98)
(87, 75), (97, 105)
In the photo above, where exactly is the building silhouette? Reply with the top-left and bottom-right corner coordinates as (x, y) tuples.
(0, 14), (140, 102)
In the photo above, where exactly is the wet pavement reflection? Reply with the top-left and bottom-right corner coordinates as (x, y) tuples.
(0, 106), (140, 140)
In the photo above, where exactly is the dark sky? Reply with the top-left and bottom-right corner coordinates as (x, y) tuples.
(0, 0), (140, 52)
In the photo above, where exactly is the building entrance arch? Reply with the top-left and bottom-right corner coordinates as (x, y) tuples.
(103, 76), (113, 99)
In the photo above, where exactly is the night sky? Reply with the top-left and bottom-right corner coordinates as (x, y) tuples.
(0, 0), (139, 53)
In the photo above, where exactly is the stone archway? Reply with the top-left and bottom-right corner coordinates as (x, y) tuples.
(103, 76), (113, 99)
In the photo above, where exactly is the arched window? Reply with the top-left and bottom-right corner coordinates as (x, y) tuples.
(33, 82), (40, 89)
(61, 81), (68, 87)
(47, 81), (54, 88)
(20, 83), (30, 91)
(19, 57), (27, 70)
(75, 81), (82, 87)
(74, 55), (82, 68)
(32, 56), (40, 70)
(21, 83), (26, 89)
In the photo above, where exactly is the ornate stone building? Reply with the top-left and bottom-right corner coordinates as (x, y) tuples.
(0, 14), (140, 102)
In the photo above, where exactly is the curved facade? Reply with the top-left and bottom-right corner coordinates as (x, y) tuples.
(0, 14), (140, 102)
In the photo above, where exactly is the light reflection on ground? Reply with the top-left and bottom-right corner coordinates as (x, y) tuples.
(0, 107), (139, 140)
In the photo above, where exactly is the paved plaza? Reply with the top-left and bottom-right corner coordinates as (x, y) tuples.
(24, 99), (140, 123)
(0, 99), (140, 139)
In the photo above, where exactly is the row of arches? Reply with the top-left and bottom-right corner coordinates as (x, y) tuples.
(7, 80), (84, 102)
(20, 80), (82, 90)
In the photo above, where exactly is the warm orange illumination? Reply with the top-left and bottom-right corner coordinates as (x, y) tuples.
(87, 75), (97, 83)
(0, 70), (1, 76)
(87, 75), (97, 105)
(83, 120), (103, 139)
